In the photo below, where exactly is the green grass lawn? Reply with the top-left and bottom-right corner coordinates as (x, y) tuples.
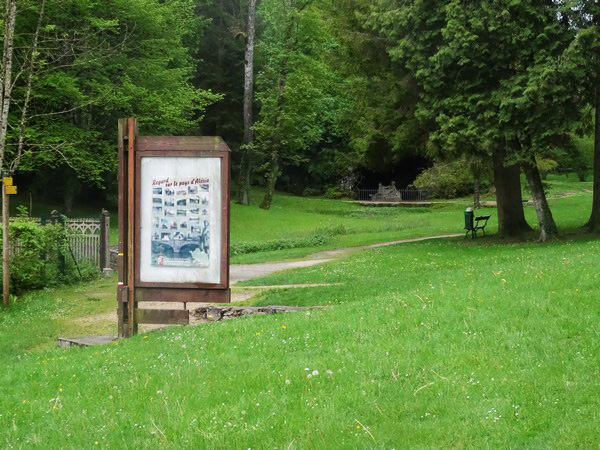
(1, 236), (599, 447)
(0, 177), (599, 447)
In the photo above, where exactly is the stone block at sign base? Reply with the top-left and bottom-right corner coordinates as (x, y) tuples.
(205, 307), (224, 321)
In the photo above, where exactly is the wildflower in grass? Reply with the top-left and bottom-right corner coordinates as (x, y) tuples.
(285, 379), (291, 385)
(312, 370), (319, 376)
(281, 324), (287, 329)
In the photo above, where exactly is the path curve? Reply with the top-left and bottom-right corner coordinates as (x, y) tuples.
(231, 234), (461, 284)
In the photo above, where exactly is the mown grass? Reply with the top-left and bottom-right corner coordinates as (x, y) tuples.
(0, 277), (116, 357)
(1, 236), (599, 447)
(0, 176), (598, 447)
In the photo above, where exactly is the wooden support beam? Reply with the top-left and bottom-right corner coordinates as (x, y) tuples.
(135, 287), (230, 303)
(127, 118), (137, 336)
(136, 309), (189, 325)
(117, 119), (127, 336)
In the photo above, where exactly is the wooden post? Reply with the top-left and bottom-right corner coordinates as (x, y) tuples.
(99, 209), (110, 273)
(127, 118), (137, 336)
(2, 181), (9, 309)
(117, 119), (127, 336)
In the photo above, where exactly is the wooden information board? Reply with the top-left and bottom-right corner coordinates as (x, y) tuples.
(117, 118), (230, 337)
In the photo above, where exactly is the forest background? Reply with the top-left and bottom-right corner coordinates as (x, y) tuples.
(2, 0), (600, 241)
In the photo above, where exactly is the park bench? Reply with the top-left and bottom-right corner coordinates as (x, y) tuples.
(464, 213), (490, 239)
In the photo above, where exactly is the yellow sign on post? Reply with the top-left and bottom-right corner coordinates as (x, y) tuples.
(2, 177), (12, 186)
(5, 185), (16, 195)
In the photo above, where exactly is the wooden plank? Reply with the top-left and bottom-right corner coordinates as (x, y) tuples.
(221, 144), (230, 288)
(136, 136), (230, 152)
(127, 118), (137, 336)
(117, 286), (127, 337)
(136, 309), (189, 325)
(136, 287), (230, 303)
(117, 119), (127, 336)
(100, 210), (110, 269)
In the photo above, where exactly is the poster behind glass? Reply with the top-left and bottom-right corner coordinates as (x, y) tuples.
(140, 157), (222, 284)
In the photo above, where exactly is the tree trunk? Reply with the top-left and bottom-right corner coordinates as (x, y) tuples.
(492, 147), (531, 237)
(237, 0), (258, 205)
(259, 150), (279, 210)
(1, 0), (17, 309)
(259, 16), (293, 210)
(523, 159), (558, 242)
(585, 88), (600, 232)
(10, 0), (45, 174)
(0, 0), (17, 169)
(63, 172), (80, 215)
(473, 173), (481, 209)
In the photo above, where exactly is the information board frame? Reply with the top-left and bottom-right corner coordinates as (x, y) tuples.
(117, 119), (231, 337)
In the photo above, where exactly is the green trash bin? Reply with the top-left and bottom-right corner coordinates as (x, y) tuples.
(464, 207), (474, 238)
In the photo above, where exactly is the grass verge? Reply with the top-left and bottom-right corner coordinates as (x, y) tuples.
(1, 236), (599, 447)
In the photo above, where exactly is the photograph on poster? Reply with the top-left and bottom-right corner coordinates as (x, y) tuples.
(139, 157), (222, 284)
(150, 178), (210, 267)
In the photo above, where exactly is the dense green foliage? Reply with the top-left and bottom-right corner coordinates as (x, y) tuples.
(1, 219), (98, 294)
(413, 160), (474, 199)
(2, 0), (600, 217)
(2, 0), (219, 209)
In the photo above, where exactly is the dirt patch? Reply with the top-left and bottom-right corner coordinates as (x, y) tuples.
(73, 311), (117, 326)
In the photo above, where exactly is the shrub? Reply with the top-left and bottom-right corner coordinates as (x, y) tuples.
(413, 161), (474, 199)
(536, 158), (559, 180)
(0, 220), (99, 294)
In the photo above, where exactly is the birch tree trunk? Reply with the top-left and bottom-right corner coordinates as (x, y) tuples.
(237, 0), (258, 205)
(0, 0), (16, 309)
(10, 0), (45, 174)
(523, 158), (558, 242)
(0, 0), (17, 170)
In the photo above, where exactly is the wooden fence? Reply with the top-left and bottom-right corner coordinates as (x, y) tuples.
(62, 213), (111, 270)
(8, 211), (111, 270)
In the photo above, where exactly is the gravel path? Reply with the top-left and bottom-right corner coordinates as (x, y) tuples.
(96, 233), (462, 332)
(230, 233), (462, 284)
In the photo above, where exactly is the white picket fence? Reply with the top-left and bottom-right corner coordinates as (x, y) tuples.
(8, 214), (110, 269)
(66, 219), (102, 267)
